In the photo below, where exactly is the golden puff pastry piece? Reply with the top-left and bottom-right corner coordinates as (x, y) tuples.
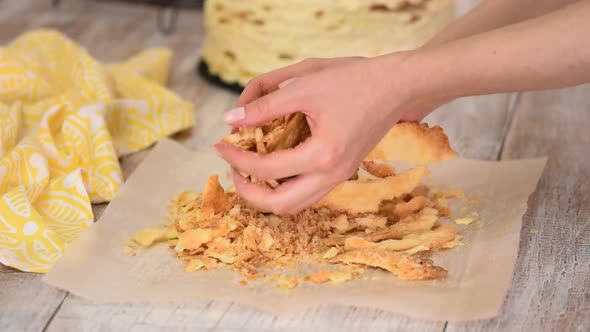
(367, 122), (456, 165)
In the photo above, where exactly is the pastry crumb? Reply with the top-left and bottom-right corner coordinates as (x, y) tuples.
(454, 217), (476, 225)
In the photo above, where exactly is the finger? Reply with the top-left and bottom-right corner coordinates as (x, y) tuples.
(283, 182), (335, 215)
(215, 138), (321, 181)
(237, 59), (324, 107)
(230, 168), (275, 212)
(230, 167), (254, 189)
(232, 170), (328, 215)
(224, 84), (306, 127)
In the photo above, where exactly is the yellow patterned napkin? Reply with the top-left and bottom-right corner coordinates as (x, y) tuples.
(0, 29), (194, 272)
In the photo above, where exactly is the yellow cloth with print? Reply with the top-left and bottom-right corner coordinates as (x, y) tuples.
(0, 29), (194, 272)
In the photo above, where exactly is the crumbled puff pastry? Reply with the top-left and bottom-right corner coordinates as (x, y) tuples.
(131, 172), (471, 289)
(131, 117), (470, 289)
(322, 247), (340, 260)
(132, 228), (169, 247)
(454, 217), (476, 225)
(314, 166), (427, 214)
(361, 161), (396, 178)
(366, 122), (457, 165)
(306, 269), (331, 284)
(220, 112), (311, 188)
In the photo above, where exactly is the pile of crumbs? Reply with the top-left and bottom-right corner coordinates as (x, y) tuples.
(127, 162), (472, 290)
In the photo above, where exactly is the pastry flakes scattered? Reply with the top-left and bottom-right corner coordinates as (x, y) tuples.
(132, 172), (465, 289)
(130, 115), (468, 289)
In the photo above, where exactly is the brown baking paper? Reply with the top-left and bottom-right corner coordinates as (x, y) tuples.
(42, 139), (547, 321)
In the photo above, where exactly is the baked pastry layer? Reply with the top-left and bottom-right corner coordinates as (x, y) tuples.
(202, 0), (454, 86)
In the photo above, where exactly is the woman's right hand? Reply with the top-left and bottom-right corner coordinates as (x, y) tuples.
(215, 53), (442, 215)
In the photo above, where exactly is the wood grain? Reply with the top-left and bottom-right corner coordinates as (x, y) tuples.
(45, 297), (233, 332)
(424, 93), (519, 160)
(47, 299), (445, 332)
(446, 86), (590, 332)
(0, 273), (67, 332)
(1, 0), (587, 331)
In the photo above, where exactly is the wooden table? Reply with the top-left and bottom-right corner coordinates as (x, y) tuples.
(1, 1), (588, 331)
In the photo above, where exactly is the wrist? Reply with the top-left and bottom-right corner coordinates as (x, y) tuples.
(401, 45), (467, 109)
(371, 50), (442, 115)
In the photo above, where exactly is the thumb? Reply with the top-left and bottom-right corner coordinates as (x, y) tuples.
(223, 87), (301, 127)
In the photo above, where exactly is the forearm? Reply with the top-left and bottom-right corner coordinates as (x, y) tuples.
(425, 0), (580, 46)
(400, 0), (590, 102)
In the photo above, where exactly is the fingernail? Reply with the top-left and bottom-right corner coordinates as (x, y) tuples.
(223, 107), (245, 124)
(279, 77), (296, 89)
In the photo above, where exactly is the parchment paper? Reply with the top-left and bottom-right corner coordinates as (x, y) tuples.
(43, 139), (547, 321)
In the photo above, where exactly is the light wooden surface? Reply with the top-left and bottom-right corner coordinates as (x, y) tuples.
(0, 1), (588, 331)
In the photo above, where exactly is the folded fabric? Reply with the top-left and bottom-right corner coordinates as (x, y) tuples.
(0, 29), (194, 272)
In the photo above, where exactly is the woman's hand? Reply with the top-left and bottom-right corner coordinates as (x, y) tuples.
(215, 53), (429, 215)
